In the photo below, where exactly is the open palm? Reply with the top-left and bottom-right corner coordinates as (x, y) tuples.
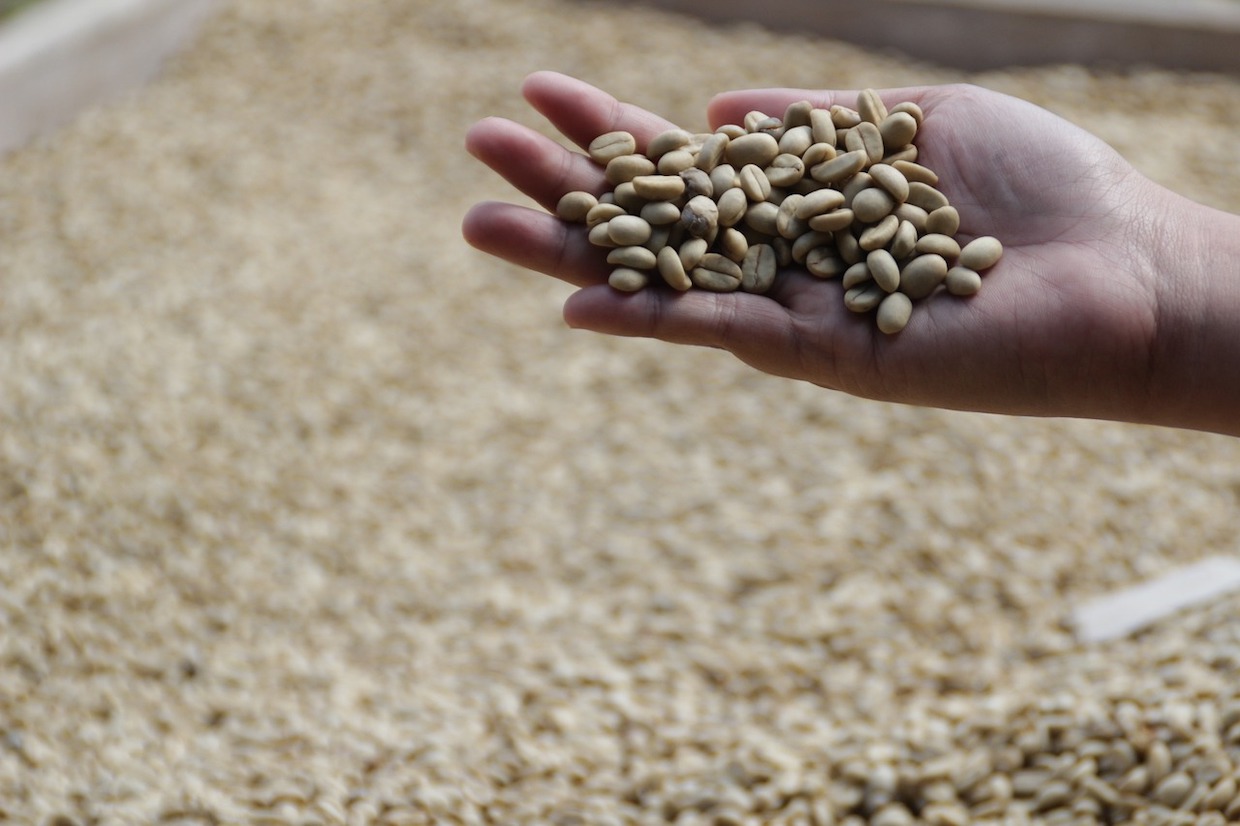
(464, 72), (1171, 423)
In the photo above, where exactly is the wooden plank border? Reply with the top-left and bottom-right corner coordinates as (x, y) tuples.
(631, 0), (1240, 74)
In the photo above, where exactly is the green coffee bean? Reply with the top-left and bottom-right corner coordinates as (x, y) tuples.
(876, 291), (914, 334)
(959, 236), (1004, 270)
(588, 131), (637, 164)
(557, 191), (598, 222)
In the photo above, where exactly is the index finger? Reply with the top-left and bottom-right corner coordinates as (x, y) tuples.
(521, 71), (683, 153)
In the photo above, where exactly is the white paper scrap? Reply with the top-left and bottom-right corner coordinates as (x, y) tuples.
(1072, 556), (1240, 643)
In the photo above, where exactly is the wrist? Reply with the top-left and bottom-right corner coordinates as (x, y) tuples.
(1143, 189), (1240, 436)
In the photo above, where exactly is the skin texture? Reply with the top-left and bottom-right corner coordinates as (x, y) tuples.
(463, 71), (1240, 437)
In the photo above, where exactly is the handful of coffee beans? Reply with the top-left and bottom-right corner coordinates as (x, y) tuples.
(557, 90), (1003, 334)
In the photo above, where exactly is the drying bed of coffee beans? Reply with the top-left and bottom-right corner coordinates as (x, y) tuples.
(558, 90), (1002, 334)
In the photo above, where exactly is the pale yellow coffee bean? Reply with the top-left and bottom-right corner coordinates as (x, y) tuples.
(835, 229), (863, 264)
(744, 201), (780, 236)
(893, 202), (929, 232)
(777, 195), (808, 239)
(857, 89), (888, 125)
(890, 220), (918, 259)
(679, 237), (708, 271)
(852, 188), (897, 223)
(765, 154), (805, 188)
(556, 191), (598, 223)
(842, 261), (872, 289)
(891, 100), (925, 125)
(605, 154), (656, 186)
(716, 187), (749, 228)
(588, 221), (619, 248)
(656, 245), (692, 291)
(608, 267), (648, 292)
(893, 160), (939, 186)
(869, 163), (909, 203)
(612, 181), (644, 211)
(876, 291), (913, 333)
(906, 181), (949, 212)
(883, 145), (918, 164)
(681, 195), (719, 238)
(656, 149), (695, 174)
(808, 108), (837, 146)
(607, 246), (657, 270)
(640, 200), (682, 226)
(695, 132), (729, 172)
(643, 224), (672, 253)
(811, 149), (868, 184)
(716, 123), (746, 139)
(726, 132), (780, 168)
(589, 130), (637, 164)
(632, 175), (685, 201)
(859, 215), (900, 251)
(899, 253), (948, 299)
(718, 227), (749, 262)
(802, 142), (837, 167)
(845, 281), (884, 312)
(742, 110), (769, 132)
(586, 200), (626, 227)
(916, 233), (961, 258)
(646, 128), (692, 160)
(843, 127), (866, 156)
(842, 172), (874, 207)
(741, 243), (778, 294)
(856, 121), (884, 164)
(805, 247), (846, 278)
(867, 249), (901, 292)
(879, 112), (919, 150)
(608, 214), (653, 246)
(925, 205), (961, 236)
(679, 167), (714, 200)
(784, 100), (814, 129)
(778, 125), (814, 157)
(738, 164), (771, 202)
(959, 236), (1004, 270)
(795, 188), (846, 219)
(691, 253), (743, 292)
(831, 105), (862, 129)
(945, 266), (981, 296)
(709, 163), (738, 193)
(752, 115), (783, 134)
(792, 230), (834, 263)
(808, 208), (855, 233)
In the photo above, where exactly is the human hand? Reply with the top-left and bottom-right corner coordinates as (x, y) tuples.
(464, 71), (1238, 434)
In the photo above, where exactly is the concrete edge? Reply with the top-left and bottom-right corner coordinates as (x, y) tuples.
(0, 0), (218, 155)
(630, 0), (1240, 74)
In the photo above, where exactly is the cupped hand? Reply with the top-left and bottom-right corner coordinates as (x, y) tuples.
(463, 71), (1169, 424)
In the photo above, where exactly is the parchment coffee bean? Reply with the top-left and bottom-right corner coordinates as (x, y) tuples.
(906, 181), (950, 212)
(681, 196), (719, 237)
(899, 253), (948, 299)
(607, 246), (657, 270)
(716, 187), (749, 228)
(852, 187), (897, 223)
(858, 89), (888, 125)
(868, 249), (901, 292)
(656, 245), (692, 291)
(880, 112), (919, 151)
(608, 215), (653, 246)
(557, 191), (598, 223)
(925, 205), (961, 236)
(632, 175), (685, 201)
(589, 130), (637, 164)
(876, 291), (914, 334)
(741, 244), (778, 294)
(959, 236), (1004, 270)
(646, 128), (692, 160)
(726, 132), (780, 168)
(608, 267), (648, 292)
(915, 233), (962, 259)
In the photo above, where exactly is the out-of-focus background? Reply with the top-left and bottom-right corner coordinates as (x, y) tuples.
(1, 1), (1239, 824)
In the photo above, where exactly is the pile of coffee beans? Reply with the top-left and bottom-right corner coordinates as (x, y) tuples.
(557, 90), (1003, 334)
